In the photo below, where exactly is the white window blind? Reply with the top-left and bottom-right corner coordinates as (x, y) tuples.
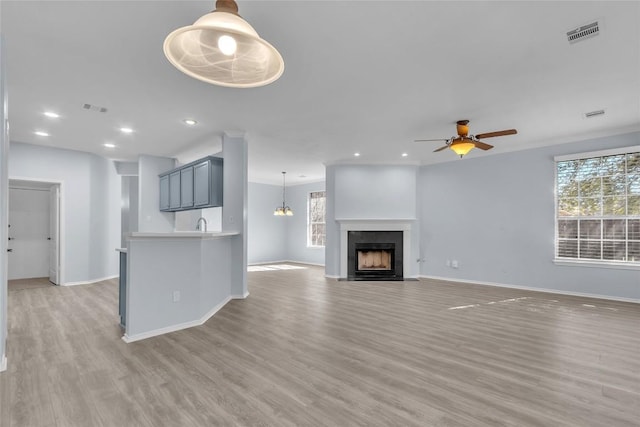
(308, 191), (326, 247)
(556, 149), (640, 264)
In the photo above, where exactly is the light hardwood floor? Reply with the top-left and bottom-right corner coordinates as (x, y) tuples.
(1, 265), (639, 426)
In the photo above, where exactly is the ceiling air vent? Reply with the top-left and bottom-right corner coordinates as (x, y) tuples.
(82, 103), (108, 113)
(567, 21), (599, 44)
(585, 109), (605, 118)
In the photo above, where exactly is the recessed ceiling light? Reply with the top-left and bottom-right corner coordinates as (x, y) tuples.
(354, 152), (360, 157)
(34, 131), (49, 137)
(402, 153), (408, 157)
(44, 111), (60, 118)
(120, 127), (134, 134)
(183, 119), (197, 126)
(103, 143), (116, 148)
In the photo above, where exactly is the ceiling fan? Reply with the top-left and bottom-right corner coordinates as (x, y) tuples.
(415, 120), (517, 158)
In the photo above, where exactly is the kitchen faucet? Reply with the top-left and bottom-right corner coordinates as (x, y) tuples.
(196, 217), (208, 232)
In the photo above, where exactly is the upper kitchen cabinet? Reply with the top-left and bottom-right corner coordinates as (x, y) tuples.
(180, 166), (194, 209)
(159, 156), (223, 212)
(159, 175), (170, 211)
(169, 170), (181, 210)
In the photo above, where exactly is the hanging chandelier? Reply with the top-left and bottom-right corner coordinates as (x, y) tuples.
(163, 0), (285, 88)
(274, 171), (293, 216)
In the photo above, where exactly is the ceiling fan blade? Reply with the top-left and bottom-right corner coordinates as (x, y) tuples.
(433, 145), (450, 152)
(474, 129), (517, 139)
(414, 138), (449, 143)
(473, 140), (494, 150)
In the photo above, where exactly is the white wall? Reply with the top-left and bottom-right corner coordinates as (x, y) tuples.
(137, 154), (175, 233)
(8, 142), (120, 284)
(1, 37), (9, 371)
(419, 131), (640, 301)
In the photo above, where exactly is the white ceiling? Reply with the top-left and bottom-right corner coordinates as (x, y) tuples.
(1, 1), (639, 185)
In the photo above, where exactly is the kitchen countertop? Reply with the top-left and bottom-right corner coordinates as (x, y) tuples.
(128, 231), (239, 239)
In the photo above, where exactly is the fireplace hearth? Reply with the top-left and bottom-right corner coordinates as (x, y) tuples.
(347, 231), (403, 280)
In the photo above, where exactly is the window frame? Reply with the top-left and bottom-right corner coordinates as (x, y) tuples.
(553, 145), (640, 270)
(307, 190), (326, 248)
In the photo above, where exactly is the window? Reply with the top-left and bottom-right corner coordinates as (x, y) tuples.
(308, 191), (326, 247)
(555, 147), (640, 265)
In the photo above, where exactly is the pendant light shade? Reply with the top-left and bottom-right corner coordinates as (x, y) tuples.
(163, 0), (285, 88)
(274, 172), (293, 216)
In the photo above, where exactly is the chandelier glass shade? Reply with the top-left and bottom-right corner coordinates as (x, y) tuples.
(163, 0), (285, 88)
(274, 172), (293, 216)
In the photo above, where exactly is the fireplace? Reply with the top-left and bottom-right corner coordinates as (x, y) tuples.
(348, 231), (403, 280)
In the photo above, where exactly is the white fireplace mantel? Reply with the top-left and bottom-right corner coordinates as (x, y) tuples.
(336, 218), (415, 279)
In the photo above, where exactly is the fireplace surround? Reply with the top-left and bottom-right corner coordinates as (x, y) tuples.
(348, 231), (403, 280)
(337, 219), (415, 280)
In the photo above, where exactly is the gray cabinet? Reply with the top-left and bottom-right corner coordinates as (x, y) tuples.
(159, 156), (223, 212)
(180, 166), (194, 208)
(159, 175), (170, 211)
(194, 160), (210, 207)
(169, 170), (181, 210)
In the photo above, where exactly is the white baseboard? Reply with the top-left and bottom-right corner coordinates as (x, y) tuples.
(249, 260), (325, 267)
(62, 275), (118, 287)
(122, 296), (233, 343)
(324, 274), (340, 279)
(231, 291), (250, 299)
(420, 275), (640, 304)
(286, 260), (325, 267)
(248, 260), (289, 266)
(1, 355), (6, 372)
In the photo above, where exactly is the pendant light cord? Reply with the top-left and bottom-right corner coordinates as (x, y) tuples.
(282, 171), (286, 208)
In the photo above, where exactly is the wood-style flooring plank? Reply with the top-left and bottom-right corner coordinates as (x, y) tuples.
(0, 269), (639, 426)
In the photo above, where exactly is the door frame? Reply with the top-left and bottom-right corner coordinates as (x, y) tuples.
(8, 177), (64, 285)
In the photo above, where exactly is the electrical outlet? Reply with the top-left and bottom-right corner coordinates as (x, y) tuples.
(451, 260), (459, 269)
(172, 291), (181, 302)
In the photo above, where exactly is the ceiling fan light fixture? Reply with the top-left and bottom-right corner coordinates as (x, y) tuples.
(450, 139), (475, 158)
(163, 0), (285, 88)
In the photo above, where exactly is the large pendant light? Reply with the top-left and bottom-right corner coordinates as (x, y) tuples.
(274, 172), (293, 216)
(163, 0), (285, 88)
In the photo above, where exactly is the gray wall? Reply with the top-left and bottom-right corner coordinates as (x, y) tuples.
(1, 37), (8, 371)
(285, 181), (326, 265)
(120, 176), (139, 247)
(221, 134), (248, 297)
(8, 142), (120, 284)
(247, 181), (326, 265)
(325, 164), (420, 277)
(248, 182), (288, 263)
(137, 154), (175, 233)
(419, 131), (640, 301)
(334, 165), (417, 219)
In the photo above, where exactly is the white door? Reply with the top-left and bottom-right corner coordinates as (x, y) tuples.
(7, 188), (50, 280)
(48, 185), (60, 285)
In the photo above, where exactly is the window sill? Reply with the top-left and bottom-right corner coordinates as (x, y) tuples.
(553, 259), (640, 271)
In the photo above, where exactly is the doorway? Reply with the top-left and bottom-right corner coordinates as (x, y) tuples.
(7, 179), (61, 285)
